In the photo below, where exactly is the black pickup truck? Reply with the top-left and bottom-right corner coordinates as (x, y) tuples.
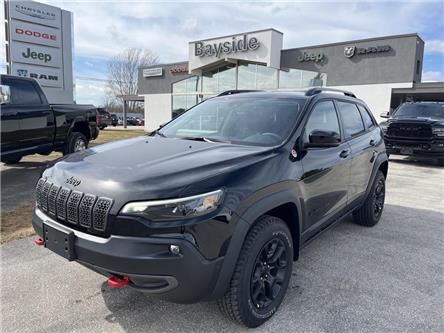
(380, 102), (444, 164)
(0, 75), (99, 164)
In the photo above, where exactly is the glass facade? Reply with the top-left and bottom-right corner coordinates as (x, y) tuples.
(171, 62), (326, 118)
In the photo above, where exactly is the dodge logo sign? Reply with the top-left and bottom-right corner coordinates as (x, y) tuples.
(344, 46), (356, 58)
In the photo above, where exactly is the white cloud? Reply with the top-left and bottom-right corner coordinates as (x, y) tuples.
(422, 70), (443, 82)
(40, 0), (442, 63)
(425, 40), (444, 54)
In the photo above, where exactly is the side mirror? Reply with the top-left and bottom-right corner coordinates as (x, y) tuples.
(307, 130), (341, 147)
(0, 85), (11, 104)
(380, 111), (390, 119)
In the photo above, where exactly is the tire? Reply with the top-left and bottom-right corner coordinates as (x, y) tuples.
(218, 215), (293, 328)
(64, 132), (88, 155)
(2, 156), (22, 164)
(353, 170), (386, 227)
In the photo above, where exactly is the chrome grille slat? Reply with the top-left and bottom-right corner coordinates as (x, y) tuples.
(56, 187), (71, 221)
(41, 181), (52, 212)
(36, 178), (113, 233)
(79, 194), (97, 228)
(36, 178), (46, 207)
(48, 185), (60, 217)
(66, 191), (83, 225)
(93, 198), (113, 231)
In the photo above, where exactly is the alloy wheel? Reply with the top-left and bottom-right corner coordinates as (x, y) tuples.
(250, 238), (289, 309)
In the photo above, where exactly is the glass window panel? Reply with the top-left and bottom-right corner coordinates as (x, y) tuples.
(186, 76), (199, 93)
(202, 68), (218, 93)
(301, 71), (318, 87)
(217, 64), (236, 92)
(256, 65), (278, 89)
(237, 63), (257, 89)
(172, 95), (187, 118)
(279, 68), (303, 89)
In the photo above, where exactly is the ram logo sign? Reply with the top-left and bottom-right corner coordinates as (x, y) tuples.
(344, 46), (356, 58)
(344, 45), (392, 58)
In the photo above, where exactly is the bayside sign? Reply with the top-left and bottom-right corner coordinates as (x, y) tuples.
(195, 34), (260, 58)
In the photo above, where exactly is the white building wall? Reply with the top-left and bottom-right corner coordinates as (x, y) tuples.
(143, 94), (172, 132)
(329, 82), (413, 123)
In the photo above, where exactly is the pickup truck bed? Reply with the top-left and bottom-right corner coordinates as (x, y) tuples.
(1, 75), (99, 164)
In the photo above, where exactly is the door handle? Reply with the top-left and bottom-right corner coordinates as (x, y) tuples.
(369, 139), (376, 146)
(339, 150), (350, 158)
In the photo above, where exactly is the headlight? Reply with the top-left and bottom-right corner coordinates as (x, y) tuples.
(120, 189), (224, 221)
(432, 128), (444, 137)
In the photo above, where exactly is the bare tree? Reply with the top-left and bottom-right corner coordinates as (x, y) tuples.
(107, 48), (158, 112)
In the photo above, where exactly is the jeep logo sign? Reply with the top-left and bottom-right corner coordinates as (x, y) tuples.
(344, 45), (392, 58)
(195, 34), (260, 58)
(298, 52), (325, 62)
(11, 43), (62, 68)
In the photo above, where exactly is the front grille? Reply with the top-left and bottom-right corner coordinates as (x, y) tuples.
(35, 178), (113, 234)
(387, 122), (432, 139)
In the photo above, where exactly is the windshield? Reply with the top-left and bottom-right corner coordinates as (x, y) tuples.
(393, 103), (444, 119)
(159, 96), (305, 146)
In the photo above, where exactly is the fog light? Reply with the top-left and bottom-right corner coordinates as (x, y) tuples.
(170, 245), (180, 255)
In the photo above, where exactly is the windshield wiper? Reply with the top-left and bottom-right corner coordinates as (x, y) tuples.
(152, 130), (168, 138)
(180, 136), (231, 144)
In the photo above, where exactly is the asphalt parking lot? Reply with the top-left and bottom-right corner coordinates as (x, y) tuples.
(1, 156), (443, 333)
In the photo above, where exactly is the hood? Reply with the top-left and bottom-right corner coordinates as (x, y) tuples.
(42, 136), (276, 210)
(389, 117), (444, 125)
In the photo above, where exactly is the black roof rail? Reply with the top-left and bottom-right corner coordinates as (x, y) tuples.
(217, 90), (261, 96)
(305, 87), (356, 98)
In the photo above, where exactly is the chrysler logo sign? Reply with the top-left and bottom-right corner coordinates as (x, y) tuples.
(344, 45), (391, 58)
(15, 4), (56, 20)
(195, 34), (260, 58)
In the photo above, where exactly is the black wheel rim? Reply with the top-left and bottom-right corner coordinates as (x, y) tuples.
(250, 238), (289, 309)
(373, 178), (385, 218)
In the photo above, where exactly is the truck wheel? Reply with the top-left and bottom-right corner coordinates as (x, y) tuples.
(2, 156), (22, 164)
(353, 170), (386, 227)
(218, 215), (293, 328)
(64, 132), (88, 155)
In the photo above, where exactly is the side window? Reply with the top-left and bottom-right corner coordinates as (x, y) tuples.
(304, 100), (340, 142)
(5, 79), (42, 105)
(357, 104), (375, 129)
(337, 101), (365, 139)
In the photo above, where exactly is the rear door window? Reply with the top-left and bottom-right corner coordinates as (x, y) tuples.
(337, 101), (365, 139)
(357, 104), (375, 129)
(3, 78), (42, 105)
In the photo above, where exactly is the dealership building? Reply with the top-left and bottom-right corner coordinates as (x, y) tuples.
(135, 29), (443, 131)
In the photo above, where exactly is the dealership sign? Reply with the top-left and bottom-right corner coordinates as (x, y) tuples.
(143, 67), (163, 77)
(344, 45), (392, 58)
(9, 1), (61, 28)
(11, 43), (62, 68)
(298, 52), (325, 62)
(11, 63), (62, 88)
(10, 20), (61, 48)
(194, 34), (260, 58)
(6, 0), (73, 103)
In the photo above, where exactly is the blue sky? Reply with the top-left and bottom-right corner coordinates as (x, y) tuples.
(2, 0), (444, 106)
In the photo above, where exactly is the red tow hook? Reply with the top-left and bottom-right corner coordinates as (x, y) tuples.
(35, 238), (45, 246)
(107, 275), (130, 288)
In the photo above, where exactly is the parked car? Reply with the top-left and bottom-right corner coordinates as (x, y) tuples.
(96, 108), (112, 130)
(110, 114), (118, 127)
(136, 118), (145, 126)
(0, 75), (98, 164)
(126, 116), (138, 125)
(380, 101), (444, 164)
(32, 88), (388, 328)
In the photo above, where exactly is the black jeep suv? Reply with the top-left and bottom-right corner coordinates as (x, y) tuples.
(32, 88), (388, 328)
(380, 102), (444, 164)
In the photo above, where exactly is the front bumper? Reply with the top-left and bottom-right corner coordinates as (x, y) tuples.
(32, 208), (224, 303)
(384, 137), (444, 158)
